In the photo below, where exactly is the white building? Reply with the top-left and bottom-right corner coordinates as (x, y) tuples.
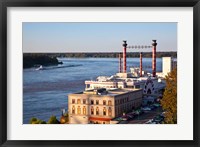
(85, 72), (165, 96)
(162, 57), (177, 76)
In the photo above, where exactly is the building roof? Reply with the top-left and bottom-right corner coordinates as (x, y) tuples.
(106, 88), (141, 96)
(69, 88), (142, 97)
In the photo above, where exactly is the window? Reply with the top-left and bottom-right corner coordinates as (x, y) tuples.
(77, 99), (81, 104)
(136, 85), (140, 88)
(103, 100), (106, 105)
(108, 107), (112, 116)
(72, 99), (75, 104)
(83, 99), (86, 104)
(96, 100), (99, 105)
(77, 106), (81, 114)
(91, 106), (94, 115)
(96, 107), (99, 115)
(108, 100), (112, 106)
(91, 100), (94, 105)
(72, 106), (75, 114)
(83, 106), (86, 115)
(103, 107), (106, 115)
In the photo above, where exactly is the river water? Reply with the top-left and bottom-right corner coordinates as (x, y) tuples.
(23, 58), (162, 124)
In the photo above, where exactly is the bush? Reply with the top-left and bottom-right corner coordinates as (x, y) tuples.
(47, 115), (60, 124)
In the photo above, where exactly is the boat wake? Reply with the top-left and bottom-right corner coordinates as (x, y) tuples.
(35, 64), (82, 71)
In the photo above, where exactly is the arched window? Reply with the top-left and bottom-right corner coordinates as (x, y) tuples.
(72, 106), (75, 114)
(108, 107), (112, 116)
(147, 89), (152, 94)
(77, 106), (81, 114)
(108, 100), (112, 106)
(91, 100), (94, 105)
(103, 100), (106, 105)
(96, 100), (99, 105)
(91, 106), (94, 115)
(77, 99), (81, 104)
(103, 107), (106, 116)
(83, 106), (86, 115)
(96, 107), (99, 115)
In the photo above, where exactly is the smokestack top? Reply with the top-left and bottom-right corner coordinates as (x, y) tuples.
(123, 40), (127, 47)
(152, 40), (157, 46)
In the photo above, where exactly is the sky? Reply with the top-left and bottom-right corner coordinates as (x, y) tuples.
(23, 22), (177, 53)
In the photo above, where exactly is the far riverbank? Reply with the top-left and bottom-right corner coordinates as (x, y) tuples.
(23, 53), (63, 68)
(24, 52), (177, 60)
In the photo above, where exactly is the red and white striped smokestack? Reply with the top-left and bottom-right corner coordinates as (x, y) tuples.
(152, 40), (157, 77)
(122, 41), (127, 73)
(140, 52), (143, 77)
(119, 53), (122, 73)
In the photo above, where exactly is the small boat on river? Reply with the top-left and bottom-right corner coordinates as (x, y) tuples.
(35, 65), (43, 70)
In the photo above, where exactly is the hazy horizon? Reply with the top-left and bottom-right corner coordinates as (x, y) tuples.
(23, 51), (177, 53)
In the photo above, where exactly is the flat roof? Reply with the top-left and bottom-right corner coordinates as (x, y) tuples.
(108, 88), (141, 94)
(69, 88), (142, 97)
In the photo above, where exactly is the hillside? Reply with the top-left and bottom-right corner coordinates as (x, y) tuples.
(23, 54), (63, 68)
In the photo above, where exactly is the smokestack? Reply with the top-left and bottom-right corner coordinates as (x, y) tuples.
(152, 40), (157, 77)
(123, 40), (127, 73)
(119, 53), (122, 73)
(140, 52), (143, 77)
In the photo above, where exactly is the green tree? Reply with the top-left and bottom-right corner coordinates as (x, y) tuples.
(29, 117), (46, 124)
(161, 68), (177, 124)
(47, 115), (60, 124)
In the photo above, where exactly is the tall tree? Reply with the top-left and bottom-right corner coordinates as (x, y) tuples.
(161, 68), (177, 124)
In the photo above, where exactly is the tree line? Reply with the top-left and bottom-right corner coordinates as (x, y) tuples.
(29, 113), (69, 124)
(24, 52), (177, 59)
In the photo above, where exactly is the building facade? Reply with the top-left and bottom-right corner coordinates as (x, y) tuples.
(162, 57), (177, 76)
(68, 88), (143, 124)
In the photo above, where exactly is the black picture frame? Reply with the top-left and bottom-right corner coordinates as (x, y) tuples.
(0, 0), (199, 146)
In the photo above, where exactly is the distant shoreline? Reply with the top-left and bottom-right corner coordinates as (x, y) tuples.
(23, 52), (177, 59)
